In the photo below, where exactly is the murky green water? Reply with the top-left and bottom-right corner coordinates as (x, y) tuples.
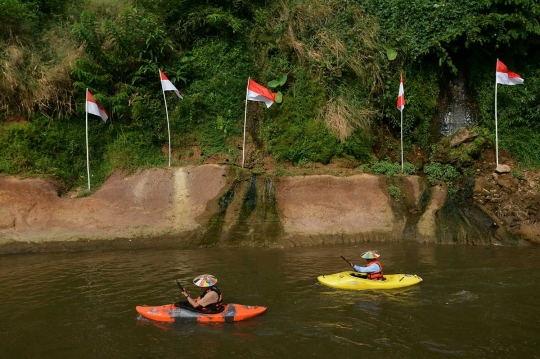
(1, 242), (539, 358)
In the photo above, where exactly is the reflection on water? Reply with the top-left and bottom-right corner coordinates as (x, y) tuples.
(0, 243), (539, 358)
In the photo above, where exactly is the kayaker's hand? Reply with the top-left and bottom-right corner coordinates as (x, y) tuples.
(350, 263), (355, 268)
(182, 290), (190, 298)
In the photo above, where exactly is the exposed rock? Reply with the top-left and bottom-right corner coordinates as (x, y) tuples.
(496, 176), (518, 192)
(0, 166), (227, 245)
(495, 164), (511, 173)
(417, 182), (447, 240)
(431, 126), (487, 166)
(0, 164), (536, 251)
(473, 176), (497, 194)
(275, 174), (399, 236)
(449, 126), (478, 148)
(507, 223), (540, 244)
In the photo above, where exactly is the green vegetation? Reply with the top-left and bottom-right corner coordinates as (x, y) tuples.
(511, 170), (526, 181)
(371, 161), (416, 177)
(1, 0), (540, 190)
(388, 185), (403, 201)
(424, 163), (460, 187)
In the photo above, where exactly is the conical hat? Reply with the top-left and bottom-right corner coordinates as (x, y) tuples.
(360, 250), (380, 259)
(193, 274), (218, 287)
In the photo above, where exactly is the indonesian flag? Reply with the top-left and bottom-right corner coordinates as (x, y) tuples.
(246, 78), (276, 108)
(396, 72), (405, 111)
(496, 59), (524, 85)
(86, 90), (108, 122)
(159, 69), (183, 99)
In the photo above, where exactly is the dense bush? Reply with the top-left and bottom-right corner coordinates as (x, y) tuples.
(0, 115), (96, 188)
(1, 0), (540, 190)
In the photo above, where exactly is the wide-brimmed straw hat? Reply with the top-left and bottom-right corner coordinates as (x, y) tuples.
(193, 274), (218, 287)
(361, 250), (380, 259)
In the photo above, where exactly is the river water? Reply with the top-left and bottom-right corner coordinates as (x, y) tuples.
(1, 242), (539, 358)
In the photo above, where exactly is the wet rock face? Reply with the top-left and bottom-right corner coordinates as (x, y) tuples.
(449, 127), (478, 148)
(431, 126), (488, 167)
(199, 175), (284, 246)
(440, 76), (475, 137)
(199, 173), (501, 246)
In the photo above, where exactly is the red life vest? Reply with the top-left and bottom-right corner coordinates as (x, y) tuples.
(366, 259), (384, 280)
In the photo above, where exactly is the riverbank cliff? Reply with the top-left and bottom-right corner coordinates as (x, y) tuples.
(2, 163), (538, 253)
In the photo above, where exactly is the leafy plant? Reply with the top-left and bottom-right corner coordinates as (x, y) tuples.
(371, 161), (415, 177)
(268, 74), (287, 88)
(267, 74), (287, 104)
(386, 47), (397, 61)
(388, 184), (403, 201)
(423, 162), (459, 186)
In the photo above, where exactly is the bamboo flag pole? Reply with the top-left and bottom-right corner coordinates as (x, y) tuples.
(85, 88), (91, 191)
(493, 59), (524, 170)
(397, 72), (405, 171)
(400, 108), (404, 170)
(158, 69), (183, 168)
(242, 77), (249, 168)
(84, 89), (108, 191)
(161, 82), (172, 168)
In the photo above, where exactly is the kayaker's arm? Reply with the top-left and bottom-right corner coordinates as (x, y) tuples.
(352, 262), (381, 273)
(182, 290), (202, 308)
(182, 290), (218, 308)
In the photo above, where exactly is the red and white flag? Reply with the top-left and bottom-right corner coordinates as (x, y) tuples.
(246, 78), (276, 108)
(86, 90), (108, 122)
(159, 69), (183, 99)
(496, 59), (524, 85)
(396, 72), (405, 111)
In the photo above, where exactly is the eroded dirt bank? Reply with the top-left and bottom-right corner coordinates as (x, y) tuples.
(0, 164), (534, 253)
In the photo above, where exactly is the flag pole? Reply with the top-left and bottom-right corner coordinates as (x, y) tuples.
(494, 59), (499, 169)
(400, 108), (404, 171)
(242, 78), (249, 168)
(85, 88), (91, 191)
(162, 84), (171, 168)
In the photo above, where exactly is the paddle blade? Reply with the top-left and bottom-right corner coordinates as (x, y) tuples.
(175, 279), (184, 292)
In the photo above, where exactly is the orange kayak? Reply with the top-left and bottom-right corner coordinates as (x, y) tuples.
(136, 303), (267, 323)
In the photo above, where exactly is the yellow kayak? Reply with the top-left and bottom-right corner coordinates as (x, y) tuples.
(318, 271), (422, 290)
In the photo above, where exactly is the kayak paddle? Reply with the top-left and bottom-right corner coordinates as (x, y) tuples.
(341, 255), (353, 267)
(175, 279), (185, 292)
(341, 255), (361, 272)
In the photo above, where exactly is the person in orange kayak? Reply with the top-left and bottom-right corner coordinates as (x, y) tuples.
(350, 250), (384, 280)
(180, 274), (224, 312)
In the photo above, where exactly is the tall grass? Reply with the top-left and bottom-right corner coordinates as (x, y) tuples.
(277, 0), (384, 92)
(321, 97), (374, 141)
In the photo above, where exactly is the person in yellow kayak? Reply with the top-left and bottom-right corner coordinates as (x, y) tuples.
(179, 274), (224, 313)
(350, 250), (384, 280)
